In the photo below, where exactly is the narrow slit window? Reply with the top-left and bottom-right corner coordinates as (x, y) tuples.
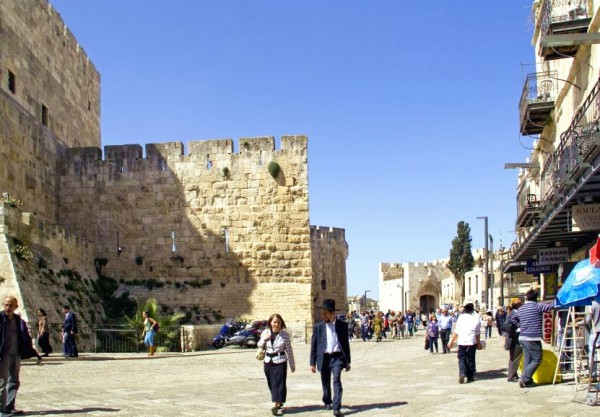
(224, 228), (229, 253)
(321, 279), (326, 290)
(8, 70), (16, 94)
(206, 155), (212, 170)
(41, 104), (48, 126)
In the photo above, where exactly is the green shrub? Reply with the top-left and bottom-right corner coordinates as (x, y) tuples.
(268, 161), (281, 178)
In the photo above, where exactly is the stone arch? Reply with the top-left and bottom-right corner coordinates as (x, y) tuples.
(417, 281), (440, 313)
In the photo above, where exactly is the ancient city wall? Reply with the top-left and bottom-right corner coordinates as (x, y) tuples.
(0, 0), (100, 224)
(0, 89), (66, 223)
(58, 136), (314, 327)
(379, 260), (450, 312)
(0, 0), (100, 147)
(0, 201), (101, 334)
(310, 226), (348, 318)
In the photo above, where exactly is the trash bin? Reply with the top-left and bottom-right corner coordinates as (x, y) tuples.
(519, 349), (561, 384)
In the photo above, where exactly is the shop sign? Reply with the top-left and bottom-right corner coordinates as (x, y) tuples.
(542, 311), (553, 343)
(572, 204), (600, 232)
(526, 260), (554, 274)
(538, 247), (569, 266)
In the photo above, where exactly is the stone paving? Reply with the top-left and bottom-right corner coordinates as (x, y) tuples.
(15, 331), (600, 416)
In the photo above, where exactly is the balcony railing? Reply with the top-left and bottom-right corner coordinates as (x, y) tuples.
(519, 71), (557, 135)
(516, 187), (541, 229)
(540, 76), (600, 204)
(539, 0), (592, 60)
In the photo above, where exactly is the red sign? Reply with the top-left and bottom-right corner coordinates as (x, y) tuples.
(542, 311), (553, 343)
(590, 236), (600, 267)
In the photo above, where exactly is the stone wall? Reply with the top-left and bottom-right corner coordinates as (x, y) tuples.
(0, 201), (102, 353)
(0, 0), (100, 147)
(0, 0), (100, 224)
(58, 137), (315, 328)
(310, 226), (349, 318)
(379, 260), (450, 313)
(0, 0), (348, 340)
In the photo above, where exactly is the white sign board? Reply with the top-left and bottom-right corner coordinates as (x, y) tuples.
(538, 247), (569, 265)
(572, 204), (600, 232)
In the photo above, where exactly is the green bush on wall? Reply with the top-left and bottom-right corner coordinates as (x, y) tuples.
(268, 161), (281, 178)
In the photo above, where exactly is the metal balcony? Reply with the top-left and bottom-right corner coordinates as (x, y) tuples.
(510, 76), (600, 262)
(539, 0), (592, 60)
(516, 189), (541, 229)
(519, 72), (557, 136)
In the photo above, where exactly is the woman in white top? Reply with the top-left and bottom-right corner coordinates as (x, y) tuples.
(258, 313), (296, 415)
(447, 303), (482, 384)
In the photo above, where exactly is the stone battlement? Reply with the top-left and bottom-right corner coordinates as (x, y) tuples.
(63, 136), (308, 175)
(310, 225), (346, 242)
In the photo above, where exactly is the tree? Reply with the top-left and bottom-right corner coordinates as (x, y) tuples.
(447, 221), (475, 305)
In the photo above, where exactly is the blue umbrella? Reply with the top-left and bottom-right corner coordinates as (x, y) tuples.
(556, 259), (600, 308)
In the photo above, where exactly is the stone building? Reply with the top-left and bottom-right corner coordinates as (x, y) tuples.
(0, 0), (348, 337)
(508, 1), (600, 301)
(378, 260), (450, 313)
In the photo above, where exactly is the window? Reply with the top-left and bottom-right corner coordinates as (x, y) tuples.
(41, 104), (48, 126)
(321, 279), (326, 290)
(468, 277), (472, 295)
(8, 70), (16, 94)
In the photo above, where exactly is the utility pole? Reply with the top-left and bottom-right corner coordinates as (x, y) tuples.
(477, 217), (489, 308)
(489, 234), (494, 311)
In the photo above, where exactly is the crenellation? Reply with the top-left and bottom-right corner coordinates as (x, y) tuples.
(239, 136), (275, 153)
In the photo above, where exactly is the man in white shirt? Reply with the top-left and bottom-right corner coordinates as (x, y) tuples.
(447, 303), (482, 384)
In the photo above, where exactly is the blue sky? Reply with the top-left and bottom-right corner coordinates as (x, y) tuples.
(50, 1), (536, 299)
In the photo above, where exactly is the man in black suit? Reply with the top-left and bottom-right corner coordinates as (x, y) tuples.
(62, 305), (78, 358)
(310, 299), (351, 417)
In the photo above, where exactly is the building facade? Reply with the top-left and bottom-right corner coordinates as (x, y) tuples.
(508, 0), (600, 298)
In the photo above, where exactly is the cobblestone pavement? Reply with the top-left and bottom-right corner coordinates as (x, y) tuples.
(16, 331), (599, 416)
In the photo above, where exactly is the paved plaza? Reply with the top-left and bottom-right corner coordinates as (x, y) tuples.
(16, 332), (599, 416)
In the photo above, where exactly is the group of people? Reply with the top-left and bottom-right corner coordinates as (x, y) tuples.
(0, 296), (82, 416)
(350, 308), (436, 342)
(258, 299), (350, 417)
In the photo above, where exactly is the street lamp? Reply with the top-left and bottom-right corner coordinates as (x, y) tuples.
(364, 290), (371, 311)
(489, 234), (494, 311)
(477, 216), (489, 308)
(499, 243), (505, 307)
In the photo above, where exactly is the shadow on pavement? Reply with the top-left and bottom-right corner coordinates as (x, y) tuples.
(345, 402), (408, 415)
(475, 368), (508, 380)
(283, 401), (407, 415)
(22, 407), (119, 415)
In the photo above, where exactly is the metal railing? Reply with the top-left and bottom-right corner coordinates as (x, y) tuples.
(519, 71), (557, 135)
(540, 76), (600, 202)
(26, 323), (185, 354)
(540, 0), (591, 36)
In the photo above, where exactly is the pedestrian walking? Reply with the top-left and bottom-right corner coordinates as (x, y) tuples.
(62, 305), (78, 358)
(142, 311), (158, 356)
(0, 296), (35, 415)
(447, 303), (482, 383)
(438, 308), (453, 354)
(258, 313), (295, 416)
(36, 308), (52, 357)
(426, 315), (439, 354)
(504, 301), (523, 382)
(310, 299), (351, 417)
